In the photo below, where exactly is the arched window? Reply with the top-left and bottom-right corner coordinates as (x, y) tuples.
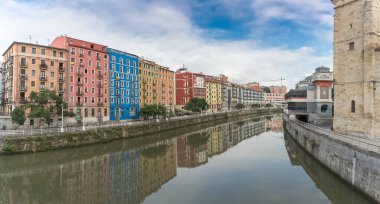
(351, 100), (356, 113)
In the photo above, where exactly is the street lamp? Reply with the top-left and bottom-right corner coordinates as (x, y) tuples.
(60, 103), (65, 132)
(82, 103), (86, 131)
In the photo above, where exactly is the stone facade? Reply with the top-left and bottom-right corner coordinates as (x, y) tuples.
(332, 0), (380, 138)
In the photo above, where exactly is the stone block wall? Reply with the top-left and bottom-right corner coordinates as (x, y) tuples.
(285, 120), (380, 202)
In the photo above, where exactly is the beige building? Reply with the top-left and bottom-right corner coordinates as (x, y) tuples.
(332, 0), (380, 138)
(2, 42), (67, 115)
(205, 77), (222, 112)
(138, 58), (175, 111)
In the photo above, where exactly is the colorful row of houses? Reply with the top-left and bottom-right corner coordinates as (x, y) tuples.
(0, 35), (270, 126)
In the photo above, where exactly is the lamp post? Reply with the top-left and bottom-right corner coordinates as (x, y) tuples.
(82, 103), (86, 131)
(60, 103), (64, 132)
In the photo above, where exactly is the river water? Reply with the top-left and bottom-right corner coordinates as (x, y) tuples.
(0, 115), (373, 204)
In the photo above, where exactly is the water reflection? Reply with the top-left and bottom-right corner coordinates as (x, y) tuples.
(284, 131), (373, 204)
(0, 115), (277, 204)
(0, 115), (368, 204)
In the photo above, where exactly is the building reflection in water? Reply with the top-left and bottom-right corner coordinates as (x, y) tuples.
(0, 116), (278, 204)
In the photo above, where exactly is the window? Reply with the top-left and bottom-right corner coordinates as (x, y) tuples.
(53, 51), (57, 57)
(351, 100), (356, 113)
(50, 83), (54, 88)
(50, 72), (54, 77)
(71, 48), (75, 54)
(70, 76), (73, 82)
(59, 52), (63, 58)
(349, 42), (355, 50)
(31, 81), (35, 87)
(21, 46), (26, 53)
(41, 49), (46, 55)
(32, 59), (36, 64)
(32, 48), (36, 54)
(31, 70), (35, 76)
(88, 50), (92, 57)
(321, 105), (328, 113)
(50, 61), (54, 66)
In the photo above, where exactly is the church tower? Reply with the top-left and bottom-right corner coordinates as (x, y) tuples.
(332, 0), (380, 138)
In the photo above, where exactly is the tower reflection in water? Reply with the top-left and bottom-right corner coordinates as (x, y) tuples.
(0, 115), (279, 204)
(284, 131), (373, 204)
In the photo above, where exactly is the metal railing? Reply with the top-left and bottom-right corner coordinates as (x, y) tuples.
(0, 108), (277, 137)
(290, 117), (380, 154)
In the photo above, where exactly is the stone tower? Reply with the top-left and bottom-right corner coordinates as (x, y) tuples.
(332, 0), (380, 138)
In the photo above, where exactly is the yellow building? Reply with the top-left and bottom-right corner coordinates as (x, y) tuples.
(2, 42), (67, 114)
(138, 59), (175, 111)
(205, 77), (222, 112)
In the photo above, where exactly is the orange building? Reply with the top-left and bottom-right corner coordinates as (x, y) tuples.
(2, 42), (67, 121)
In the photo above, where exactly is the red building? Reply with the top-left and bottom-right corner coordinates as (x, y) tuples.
(175, 68), (206, 108)
(51, 36), (109, 124)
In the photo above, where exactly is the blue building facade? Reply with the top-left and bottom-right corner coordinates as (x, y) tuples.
(108, 48), (139, 120)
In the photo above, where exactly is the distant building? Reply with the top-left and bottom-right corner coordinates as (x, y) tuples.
(107, 48), (139, 121)
(285, 66), (333, 125)
(51, 36), (109, 124)
(175, 68), (206, 110)
(264, 85), (287, 104)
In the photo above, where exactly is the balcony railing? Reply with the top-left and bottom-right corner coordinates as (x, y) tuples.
(40, 76), (47, 81)
(76, 71), (83, 77)
(39, 87), (46, 92)
(96, 56), (101, 61)
(58, 88), (65, 93)
(40, 63), (48, 70)
(97, 83), (103, 88)
(79, 63), (84, 67)
(19, 97), (27, 103)
(97, 102), (104, 107)
(58, 67), (65, 72)
(79, 53), (84, 57)
(96, 65), (101, 69)
(20, 74), (28, 80)
(97, 74), (103, 79)
(76, 91), (83, 96)
(98, 93), (103, 97)
(77, 82), (83, 86)
(58, 77), (65, 82)
(20, 63), (28, 68)
(19, 86), (27, 92)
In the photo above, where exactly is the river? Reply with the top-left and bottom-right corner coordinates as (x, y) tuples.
(0, 115), (373, 204)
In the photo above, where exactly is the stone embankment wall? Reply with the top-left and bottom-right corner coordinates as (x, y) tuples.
(0, 109), (281, 154)
(285, 119), (380, 203)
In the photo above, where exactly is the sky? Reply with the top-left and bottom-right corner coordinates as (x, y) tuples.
(0, 0), (334, 89)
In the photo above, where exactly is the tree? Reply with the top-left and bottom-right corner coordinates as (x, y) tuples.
(27, 90), (65, 127)
(11, 107), (26, 126)
(183, 98), (208, 112)
(235, 103), (245, 110)
(139, 104), (166, 119)
(265, 103), (273, 108)
(251, 103), (260, 108)
(262, 87), (271, 93)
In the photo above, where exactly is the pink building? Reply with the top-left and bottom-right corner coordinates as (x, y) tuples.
(51, 36), (109, 124)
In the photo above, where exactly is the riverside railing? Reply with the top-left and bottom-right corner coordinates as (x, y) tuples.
(0, 108), (277, 137)
(290, 117), (380, 154)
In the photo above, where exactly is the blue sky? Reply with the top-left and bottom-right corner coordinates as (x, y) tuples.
(0, 0), (334, 88)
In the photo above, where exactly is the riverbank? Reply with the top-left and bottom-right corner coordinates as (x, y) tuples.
(284, 116), (380, 203)
(0, 108), (281, 155)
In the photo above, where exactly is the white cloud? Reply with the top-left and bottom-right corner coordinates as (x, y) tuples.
(0, 0), (333, 89)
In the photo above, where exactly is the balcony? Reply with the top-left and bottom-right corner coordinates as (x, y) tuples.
(58, 77), (65, 82)
(19, 86), (27, 92)
(76, 91), (83, 96)
(96, 65), (101, 70)
(96, 56), (101, 61)
(97, 83), (103, 88)
(97, 102), (104, 107)
(40, 76), (47, 81)
(97, 74), (103, 79)
(79, 53), (84, 58)
(76, 71), (83, 77)
(58, 66), (65, 72)
(39, 87), (46, 92)
(142, 80), (147, 84)
(58, 88), (65, 93)
(76, 102), (83, 106)
(40, 63), (48, 70)
(20, 63), (28, 68)
(98, 93), (103, 97)
(79, 63), (84, 67)
(19, 98), (27, 103)
(77, 82), (83, 86)
(20, 74), (28, 80)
